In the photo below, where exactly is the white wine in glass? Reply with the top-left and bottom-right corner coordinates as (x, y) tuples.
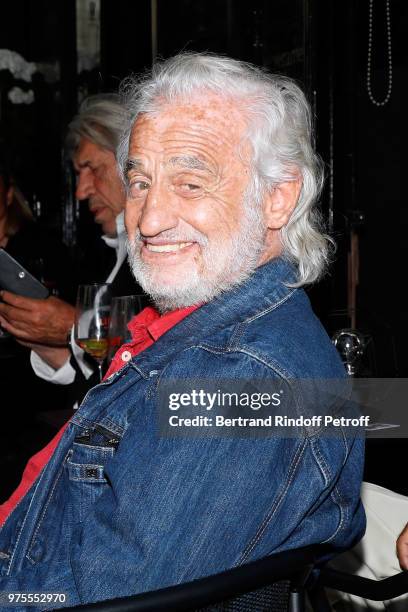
(74, 283), (112, 381)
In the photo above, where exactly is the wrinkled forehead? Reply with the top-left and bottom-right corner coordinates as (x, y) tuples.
(128, 94), (251, 162)
(73, 138), (112, 168)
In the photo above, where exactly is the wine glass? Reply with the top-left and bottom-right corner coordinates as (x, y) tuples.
(108, 295), (144, 363)
(332, 329), (366, 377)
(74, 283), (112, 381)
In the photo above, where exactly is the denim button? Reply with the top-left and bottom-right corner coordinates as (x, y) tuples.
(121, 350), (132, 362)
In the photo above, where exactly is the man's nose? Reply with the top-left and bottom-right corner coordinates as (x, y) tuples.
(75, 170), (95, 201)
(136, 183), (178, 237)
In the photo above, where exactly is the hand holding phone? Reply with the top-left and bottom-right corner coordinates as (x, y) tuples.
(0, 291), (75, 345)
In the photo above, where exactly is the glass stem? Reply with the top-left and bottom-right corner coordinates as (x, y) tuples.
(97, 361), (104, 382)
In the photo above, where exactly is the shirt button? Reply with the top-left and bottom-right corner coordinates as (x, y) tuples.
(121, 350), (132, 362)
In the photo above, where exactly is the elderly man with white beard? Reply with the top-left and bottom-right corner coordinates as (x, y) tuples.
(0, 53), (365, 608)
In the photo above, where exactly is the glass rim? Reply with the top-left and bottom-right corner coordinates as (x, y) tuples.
(111, 294), (144, 300)
(77, 282), (112, 288)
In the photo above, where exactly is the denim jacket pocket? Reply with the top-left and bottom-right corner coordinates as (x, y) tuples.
(65, 427), (119, 524)
(26, 426), (120, 566)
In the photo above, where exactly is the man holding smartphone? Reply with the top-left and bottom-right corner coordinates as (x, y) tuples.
(0, 94), (145, 403)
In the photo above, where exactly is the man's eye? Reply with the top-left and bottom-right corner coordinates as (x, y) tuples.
(176, 183), (203, 198)
(136, 181), (150, 190)
(180, 183), (201, 192)
(129, 181), (150, 195)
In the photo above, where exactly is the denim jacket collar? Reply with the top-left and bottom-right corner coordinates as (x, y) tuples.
(125, 255), (299, 377)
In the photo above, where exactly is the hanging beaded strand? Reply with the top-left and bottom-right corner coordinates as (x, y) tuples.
(367, 0), (393, 107)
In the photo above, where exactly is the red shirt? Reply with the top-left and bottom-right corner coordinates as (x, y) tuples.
(0, 305), (197, 526)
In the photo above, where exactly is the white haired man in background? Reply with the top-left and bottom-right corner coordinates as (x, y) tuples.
(0, 94), (144, 400)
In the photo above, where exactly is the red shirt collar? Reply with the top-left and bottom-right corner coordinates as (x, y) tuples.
(128, 304), (199, 342)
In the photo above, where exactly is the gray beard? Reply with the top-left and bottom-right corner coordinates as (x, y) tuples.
(126, 194), (267, 312)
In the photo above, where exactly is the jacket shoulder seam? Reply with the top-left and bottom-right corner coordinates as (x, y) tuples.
(244, 289), (297, 324)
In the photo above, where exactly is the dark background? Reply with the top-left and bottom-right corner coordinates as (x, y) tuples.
(0, 0), (406, 378)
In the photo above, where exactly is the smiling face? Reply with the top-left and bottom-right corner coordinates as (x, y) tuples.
(124, 95), (271, 310)
(73, 138), (125, 237)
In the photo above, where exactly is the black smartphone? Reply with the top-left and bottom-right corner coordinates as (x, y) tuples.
(0, 249), (50, 299)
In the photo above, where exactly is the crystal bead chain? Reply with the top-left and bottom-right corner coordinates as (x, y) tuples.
(367, 0), (392, 107)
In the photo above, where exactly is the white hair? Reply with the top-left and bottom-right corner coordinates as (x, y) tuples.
(66, 93), (130, 156)
(118, 53), (333, 285)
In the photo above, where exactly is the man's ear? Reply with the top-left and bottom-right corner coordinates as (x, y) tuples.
(6, 185), (14, 207)
(263, 178), (302, 229)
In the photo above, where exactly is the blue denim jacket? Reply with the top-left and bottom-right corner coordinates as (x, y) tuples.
(0, 257), (365, 610)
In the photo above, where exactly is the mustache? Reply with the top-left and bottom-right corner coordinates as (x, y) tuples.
(129, 229), (208, 247)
